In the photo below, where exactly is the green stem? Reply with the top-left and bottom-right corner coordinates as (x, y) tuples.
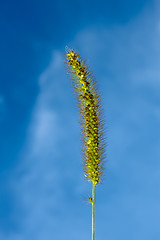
(92, 183), (95, 240)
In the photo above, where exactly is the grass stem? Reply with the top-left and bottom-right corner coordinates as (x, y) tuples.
(92, 183), (95, 240)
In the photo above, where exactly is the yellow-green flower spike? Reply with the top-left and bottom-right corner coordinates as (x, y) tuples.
(65, 49), (105, 186)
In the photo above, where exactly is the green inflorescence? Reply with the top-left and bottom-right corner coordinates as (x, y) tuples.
(65, 49), (105, 186)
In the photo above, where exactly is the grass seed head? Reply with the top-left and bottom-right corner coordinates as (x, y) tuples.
(65, 49), (105, 186)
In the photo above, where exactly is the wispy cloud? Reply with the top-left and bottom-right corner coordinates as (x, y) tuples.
(1, 51), (67, 240)
(24, 51), (64, 159)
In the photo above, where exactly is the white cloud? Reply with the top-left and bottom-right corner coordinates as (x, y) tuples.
(23, 51), (65, 158)
(1, 51), (67, 240)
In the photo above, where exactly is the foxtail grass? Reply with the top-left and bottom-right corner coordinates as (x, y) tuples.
(65, 48), (105, 240)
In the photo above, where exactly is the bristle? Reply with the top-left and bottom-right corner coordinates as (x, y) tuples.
(65, 49), (105, 185)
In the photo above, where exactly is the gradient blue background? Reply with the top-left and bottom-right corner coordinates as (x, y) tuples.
(1, 0), (160, 239)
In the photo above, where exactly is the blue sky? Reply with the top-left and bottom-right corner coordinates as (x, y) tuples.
(1, 0), (160, 239)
